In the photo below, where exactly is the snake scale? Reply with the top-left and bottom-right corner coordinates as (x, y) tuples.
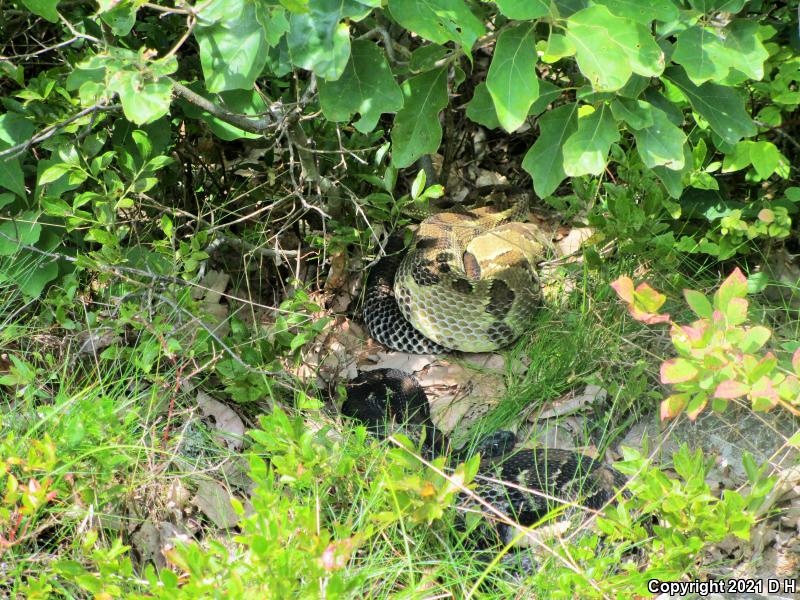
(364, 194), (546, 354)
(341, 369), (626, 547)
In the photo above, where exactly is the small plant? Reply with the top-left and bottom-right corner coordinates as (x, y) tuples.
(529, 445), (772, 598)
(612, 268), (800, 420)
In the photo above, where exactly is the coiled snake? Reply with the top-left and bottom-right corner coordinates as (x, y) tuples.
(341, 369), (626, 547)
(348, 194), (625, 552)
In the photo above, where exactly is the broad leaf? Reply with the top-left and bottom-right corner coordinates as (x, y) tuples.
(111, 75), (174, 125)
(465, 83), (500, 129)
(387, 0), (484, 56)
(0, 211), (42, 255)
(739, 326), (771, 354)
(566, 5), (663, 92)
(631, 103), (687, 170)
(0, 113), (36, 198)
(318, 40), (403, 133)
(673, 26), (734, 85)
(665, 66), (757, 145)
(562, 104), (619, 176)
(714, 267), (748, 312)
(748, 141), (781, 179)
(196, 0), (273, 91)
(391, 68), (448, 168)
(725, 297), (748, 325)
(19, 0), (59, 22)
(689, 0), (747, 14)
(538, 34), (576, 63)
(486, 24), (539, 133)
(522, 102), (579, 197)
(683, 289), (713, 318)
(661, 358), (699, 384)
(286, 0), (369, 81)
(714, 379), (750, 400)
(661, 393), (689, 420)
(723, 20), (769, 81)
(594, 0), (679, 24)
(610, 98), (654, 129)
(495, 0), (550, 19)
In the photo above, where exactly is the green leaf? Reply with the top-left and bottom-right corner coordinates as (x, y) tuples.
(673, 26), (734, 85)
(179, 85), (269, 141)
(286, 0), (368, 81)
(529, 81), (562, 116)
(16, 258), (59, 298)
(661, 358), (699, 384)
(195, 0), (272, 92)
(593, 0), (679, 24)
(495, 0), (550, 19)
(689, 0), (747, 14)
(739, 326), (771, 353)
(0, 211), (42, 255)
(725, 296), (748, 325)
(538, 34), (576, 63)
(0, 157), (24, 199)
(562, 104), (619, 176)
(486, 24), (539, 133)
(610, 98), (653, 129)
(683, 289), (713, 318)
(721, 140), (751, 173)
(19, 0), (59, 22)
(0, 113), (35, 198)
(522, 102), (579, 198)
(465, 83), (500, 129)
(566, 5), (663, 92)
(631, 103), (687, 170)
(98, 0), (137, 36)
(318, 40), (403, 133)
(391, 68), (448, 168)
(108, 71), (174, 125)
(387, 0), (484, 56)
(665, 66), (757, 145)
(722, 20), (769, 81)
(748, 141), (780, 179)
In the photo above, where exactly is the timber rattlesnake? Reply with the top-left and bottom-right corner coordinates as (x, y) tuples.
(364, 193), (548, 353)
(341, 369), (626, 547)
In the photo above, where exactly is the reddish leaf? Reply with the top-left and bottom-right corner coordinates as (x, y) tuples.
(714, 267), (748, 313)
(630, 308), (671, 325)
(683, 289), (713, 319)
(634, 282), (667, 313)
(661, 358), (699, 384)
(610, 276), (634, 303)
(686, 392), (708, 420)
(714, 379), (749, 399)
(660, 393), (689, 421)
(792, 348), (800, 376)
(757, 208), (774, 223)
(725, 297), (748, 325)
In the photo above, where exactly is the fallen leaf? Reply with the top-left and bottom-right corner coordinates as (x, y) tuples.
(192, 480), (240, 529)
(196, 391), (245, 451)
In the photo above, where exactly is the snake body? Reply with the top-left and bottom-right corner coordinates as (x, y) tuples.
(364, 195), (546, 354)
(341, 370), (626, 546)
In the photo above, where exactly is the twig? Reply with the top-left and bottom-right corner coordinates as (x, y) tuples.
(0, 36), (81, 62)
(0, 103), (120, 160)
(172, 81), (274, 133)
